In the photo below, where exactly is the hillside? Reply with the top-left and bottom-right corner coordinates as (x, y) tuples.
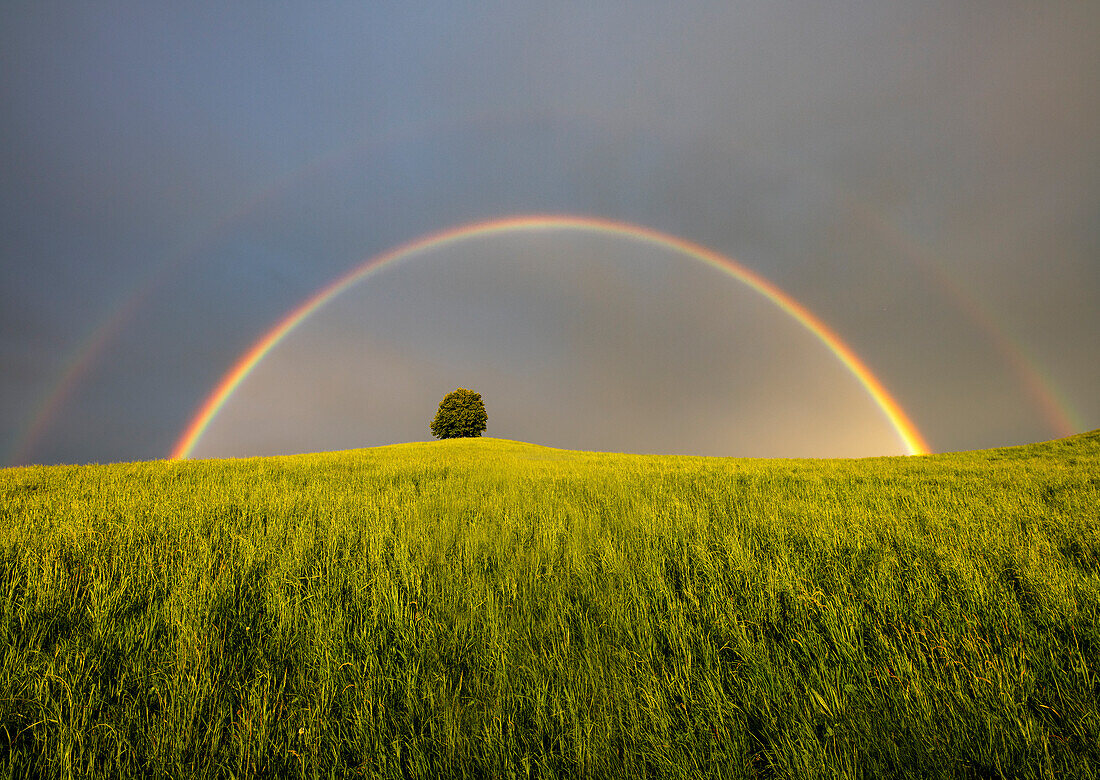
(1, 434), (1098, 778)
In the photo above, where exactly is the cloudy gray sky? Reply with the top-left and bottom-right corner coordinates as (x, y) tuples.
(2, 2), (1097, 464)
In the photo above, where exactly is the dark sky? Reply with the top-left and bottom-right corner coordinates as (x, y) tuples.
(2, 2), (1098, 464)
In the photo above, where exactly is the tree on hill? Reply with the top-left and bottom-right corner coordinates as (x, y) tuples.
(430, 388), (488, 439)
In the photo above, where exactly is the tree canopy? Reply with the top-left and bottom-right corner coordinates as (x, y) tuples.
(430, 388), (487, 439)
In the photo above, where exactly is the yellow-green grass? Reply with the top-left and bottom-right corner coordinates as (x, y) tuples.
(2, 433), (1098, 778)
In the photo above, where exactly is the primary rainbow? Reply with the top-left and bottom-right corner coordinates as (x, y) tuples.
(171, 215), (930, 459)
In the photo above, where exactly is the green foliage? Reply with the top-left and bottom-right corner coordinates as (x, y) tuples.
(429, 387), (487, 439)
(1, 431), (1099, 778)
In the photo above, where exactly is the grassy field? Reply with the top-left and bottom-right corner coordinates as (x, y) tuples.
(1, 433), (1098, 778)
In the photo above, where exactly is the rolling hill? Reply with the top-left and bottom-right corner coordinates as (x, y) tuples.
(2, 433), (1098, 778)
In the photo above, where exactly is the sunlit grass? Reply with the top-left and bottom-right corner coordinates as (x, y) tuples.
(2, 433), (1098, 778)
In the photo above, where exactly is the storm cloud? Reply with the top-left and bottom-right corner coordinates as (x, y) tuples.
(2, 2), (1097, 464)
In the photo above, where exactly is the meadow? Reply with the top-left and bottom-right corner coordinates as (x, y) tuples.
(1, 432), (1098, 778)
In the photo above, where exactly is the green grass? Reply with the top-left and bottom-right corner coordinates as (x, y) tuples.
(2, 433), (1099, 778)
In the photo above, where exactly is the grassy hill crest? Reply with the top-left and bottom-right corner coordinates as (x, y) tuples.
(1, 430), (1097, 778)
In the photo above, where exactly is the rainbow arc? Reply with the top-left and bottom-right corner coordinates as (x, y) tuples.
(171, 215), (930, 459)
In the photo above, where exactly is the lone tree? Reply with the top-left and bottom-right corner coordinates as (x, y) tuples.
(430, 388), (488, 439)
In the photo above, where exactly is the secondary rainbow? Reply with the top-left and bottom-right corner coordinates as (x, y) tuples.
(171, 215), (930, 459)
(842, 197), (1083, 438)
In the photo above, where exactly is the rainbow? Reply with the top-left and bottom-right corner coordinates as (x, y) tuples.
(842, 196), (1083, 437)
(12, 132), (1083, 466)
(170, 215), (930, 459)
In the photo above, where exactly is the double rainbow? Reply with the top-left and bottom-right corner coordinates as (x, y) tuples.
(171, 215), (930, 459)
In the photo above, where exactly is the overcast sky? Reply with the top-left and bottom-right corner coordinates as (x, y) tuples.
(2, 2), (1098, 464)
